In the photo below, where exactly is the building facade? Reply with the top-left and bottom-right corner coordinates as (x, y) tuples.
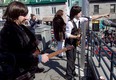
(89, 0), (116, 21)
(0, 0), (68, 23)
(1, 0), (116, 22)
(0, 0), (82, 23)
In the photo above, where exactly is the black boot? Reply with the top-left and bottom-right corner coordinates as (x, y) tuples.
(35, 67), (44, 73)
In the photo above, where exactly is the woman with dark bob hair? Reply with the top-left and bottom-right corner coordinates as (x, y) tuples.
(0, 1), (49, 80)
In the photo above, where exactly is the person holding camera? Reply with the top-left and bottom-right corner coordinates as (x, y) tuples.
(29, 14), (40, 34)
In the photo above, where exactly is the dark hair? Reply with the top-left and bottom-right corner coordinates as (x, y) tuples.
(30, 14), (35, 18)
(70, 6), (81, 20)
(55, 10), (63, 17)
(2, 1), (28, 21)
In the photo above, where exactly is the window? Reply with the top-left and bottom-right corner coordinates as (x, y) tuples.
(73, 1), (79, 6)
(94, 5), (99, 14)
(75, 1), (79, 5)
(110, 4), (115, 13)
(52, 7), (56, 14)
(0, 0), (2, 3)
(68, 0), (70, 7)
(18, 0), (27, 2)
(36, 0), (41, 2)
(36, 8), (40, 15)
(21, 0), (27, 2)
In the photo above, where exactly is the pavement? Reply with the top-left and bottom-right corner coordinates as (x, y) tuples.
(34, 43), (116, 80)
(34, 46), (67, 80)
(34, 47), (81, 80)
(34, 56), (67, 80)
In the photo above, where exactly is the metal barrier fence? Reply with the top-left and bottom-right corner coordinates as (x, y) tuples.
(86, 30), (116, 80)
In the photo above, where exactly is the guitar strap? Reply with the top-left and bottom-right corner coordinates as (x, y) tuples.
(72, 20), (81, 46)
(65, 20), (81, 47)
(72, 20), (81, 34)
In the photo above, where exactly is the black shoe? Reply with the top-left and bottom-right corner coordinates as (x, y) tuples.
(73, 73), (78, 77)
(65, 75), (76, 80)
(57, 55), (63, 58)
(72, 78), (76, 80)
(58, 56), (63, 58)
(65, 78), (76, 80)
(35, 67), (44, 73)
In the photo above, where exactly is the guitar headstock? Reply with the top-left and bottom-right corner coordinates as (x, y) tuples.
(65, 45), (74, 51)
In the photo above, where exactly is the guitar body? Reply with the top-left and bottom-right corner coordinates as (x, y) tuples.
(47, 45), (74, 58)
(33, 45), (74, 59)
(31, 45), (74, 71)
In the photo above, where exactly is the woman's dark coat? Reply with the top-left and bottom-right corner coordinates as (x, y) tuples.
(0, 21), (38, 79)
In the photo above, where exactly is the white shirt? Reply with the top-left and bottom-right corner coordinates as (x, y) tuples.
(65, 17), (89, 38)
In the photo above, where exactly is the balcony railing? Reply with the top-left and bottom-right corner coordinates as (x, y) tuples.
(86, 30), (116, 80)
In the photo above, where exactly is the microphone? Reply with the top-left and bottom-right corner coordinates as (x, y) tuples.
(102, 19), (116, 28)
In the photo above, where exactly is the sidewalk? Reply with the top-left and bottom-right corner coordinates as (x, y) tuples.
(34, 47), (67, 80)
(34, 56), (67, 80)
(34, 48), (80, 80)
(34, 45), (116, 80)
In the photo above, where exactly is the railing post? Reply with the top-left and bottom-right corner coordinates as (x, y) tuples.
(98, 39), (101, 67)
(91, 31), (94, 57)
(110, 52), (114, 80)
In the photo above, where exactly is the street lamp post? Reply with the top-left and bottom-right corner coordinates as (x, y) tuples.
(80, 0), (89, 71)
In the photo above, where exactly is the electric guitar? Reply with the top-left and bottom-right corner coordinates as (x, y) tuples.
(16, 46), (74, 80)
(47, 45), (74, 58)
(76, 32), (82, 46)
(33, 45), (74, 59)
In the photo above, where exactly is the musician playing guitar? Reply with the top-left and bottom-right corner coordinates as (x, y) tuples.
(65, 5), (109, 80)
(15, 45), (74, 80)
(65, 6), (84, 80)
(33, 45), (74, 59)
(0, 1), (74, 80)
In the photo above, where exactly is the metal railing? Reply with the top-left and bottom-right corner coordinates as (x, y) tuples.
(86, 30), (116, 80)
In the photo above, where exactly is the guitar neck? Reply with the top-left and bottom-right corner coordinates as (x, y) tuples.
(47, 48), (67, 59)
